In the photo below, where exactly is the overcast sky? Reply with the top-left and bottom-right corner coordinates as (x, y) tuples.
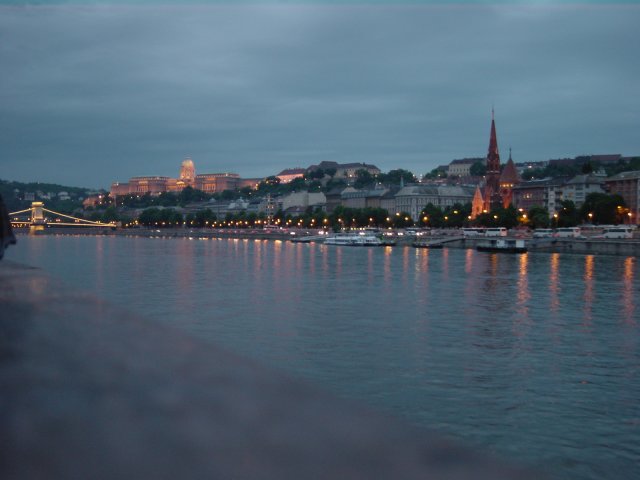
(1, 2), (639, 189)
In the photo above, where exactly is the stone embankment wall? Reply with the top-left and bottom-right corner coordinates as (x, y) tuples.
(441, 237), (640, 256)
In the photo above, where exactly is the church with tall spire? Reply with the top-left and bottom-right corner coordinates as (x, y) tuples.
(471, 110), (520, 218)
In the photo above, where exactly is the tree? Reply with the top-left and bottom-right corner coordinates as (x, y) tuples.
(307, 180), (322, 191)
(556, 200), (580, 227)
(527, 206), (550, 228)
(579, 192), (626, 224)
(472, 205), (517, 228)
(380, 169), (417, 185)
(469, 161), (487, 176)
(443, 203), (471, 228)
(581, 161), (594, 174)
(288, 177), (307, 191)
(392, 212), (414, 228)
(158, 192), (178, 207)
(423, 168), (446, 180)
(305, 168), (325, 180)
(419, 203), (444, 227)
(102, 205), (119, 223)
(138, 207), (162, 226)
(220, 189), (238, 201)
(354, 169), (374, 189)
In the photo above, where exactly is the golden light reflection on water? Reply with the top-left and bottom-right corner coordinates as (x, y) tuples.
(441, 247), (449, 280)
(514, 254), (531, 336)
(253, 238), (263, 273)
(517, 253), (530, 305)
(465, 248), (473, 274)
(320, 244), (329, 276)
(294, 243), (303, 271)
(583, 255), (595, 325)
(272, 239), (283, 279)
(622, 256), (636, 324)
(383, 247), (392, 282)
(416, 248), (429, 271)
(549, 253), (560, 312)
(308, 243), (316, 275)
(483, 253), (499, 291)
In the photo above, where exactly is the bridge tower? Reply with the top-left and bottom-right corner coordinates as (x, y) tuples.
(31, 202), (45, 224)
(30, 201), (46, 233)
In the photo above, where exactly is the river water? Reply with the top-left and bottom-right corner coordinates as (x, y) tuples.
(9, 234), (640, 479)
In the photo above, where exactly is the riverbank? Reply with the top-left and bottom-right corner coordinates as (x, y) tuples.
(14, 227), (640, 256)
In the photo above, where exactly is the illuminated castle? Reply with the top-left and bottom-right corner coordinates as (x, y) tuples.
(110, 158), (258, 197)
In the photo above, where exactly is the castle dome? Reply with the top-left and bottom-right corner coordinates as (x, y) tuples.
(180, 157), (196, 182)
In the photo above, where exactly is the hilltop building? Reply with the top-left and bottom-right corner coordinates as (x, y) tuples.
(110, 159), (257, 197)
(306, 161), (381, 180)
(447, 158), (482, 177)
(276, 168), (306, 184)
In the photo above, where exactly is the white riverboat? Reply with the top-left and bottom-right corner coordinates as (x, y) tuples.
(324, 233), (384, 246)
(477, 238), (527, 254)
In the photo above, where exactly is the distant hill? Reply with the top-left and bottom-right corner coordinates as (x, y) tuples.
(0, 178), (103, 214)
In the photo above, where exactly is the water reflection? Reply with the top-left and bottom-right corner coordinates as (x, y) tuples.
(402, 247), (410, 284)
(622, 257), (635, 324)
(367, 248), (374, 284)
(175, 239), (195, 312)
(483, 253), (500, 292)
(383, 247), (391, 283)
(465, 248), (473, 274)
(517, 254), (530, 307)
(441, 247), (449, 281)
(583, 255), (595, 325)
(514, 253), (530, 337)
(549, 253), (560, 312)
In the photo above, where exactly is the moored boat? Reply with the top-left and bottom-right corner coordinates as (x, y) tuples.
(476, 238), (527, 254)
(324, 233), (384, 246)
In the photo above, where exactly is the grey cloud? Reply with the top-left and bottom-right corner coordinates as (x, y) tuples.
(1, 4), (638, 188)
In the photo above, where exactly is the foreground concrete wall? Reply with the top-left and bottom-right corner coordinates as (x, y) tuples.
(0, 261), (540, 480)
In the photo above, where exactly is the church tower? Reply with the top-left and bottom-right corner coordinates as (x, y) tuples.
(471, 185), (485, 219)
(483, 110), (503, 211)
(499, 148), (520, 208)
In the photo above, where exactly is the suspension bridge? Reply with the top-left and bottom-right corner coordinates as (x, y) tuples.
(9, 202), (116, 231)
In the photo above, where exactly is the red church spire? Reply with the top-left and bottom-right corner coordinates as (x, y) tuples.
(484, 109), (502, 211)
(487, 110), (500, 168)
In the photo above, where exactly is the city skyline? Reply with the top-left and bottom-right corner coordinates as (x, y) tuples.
(2, 2), (639, 189)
